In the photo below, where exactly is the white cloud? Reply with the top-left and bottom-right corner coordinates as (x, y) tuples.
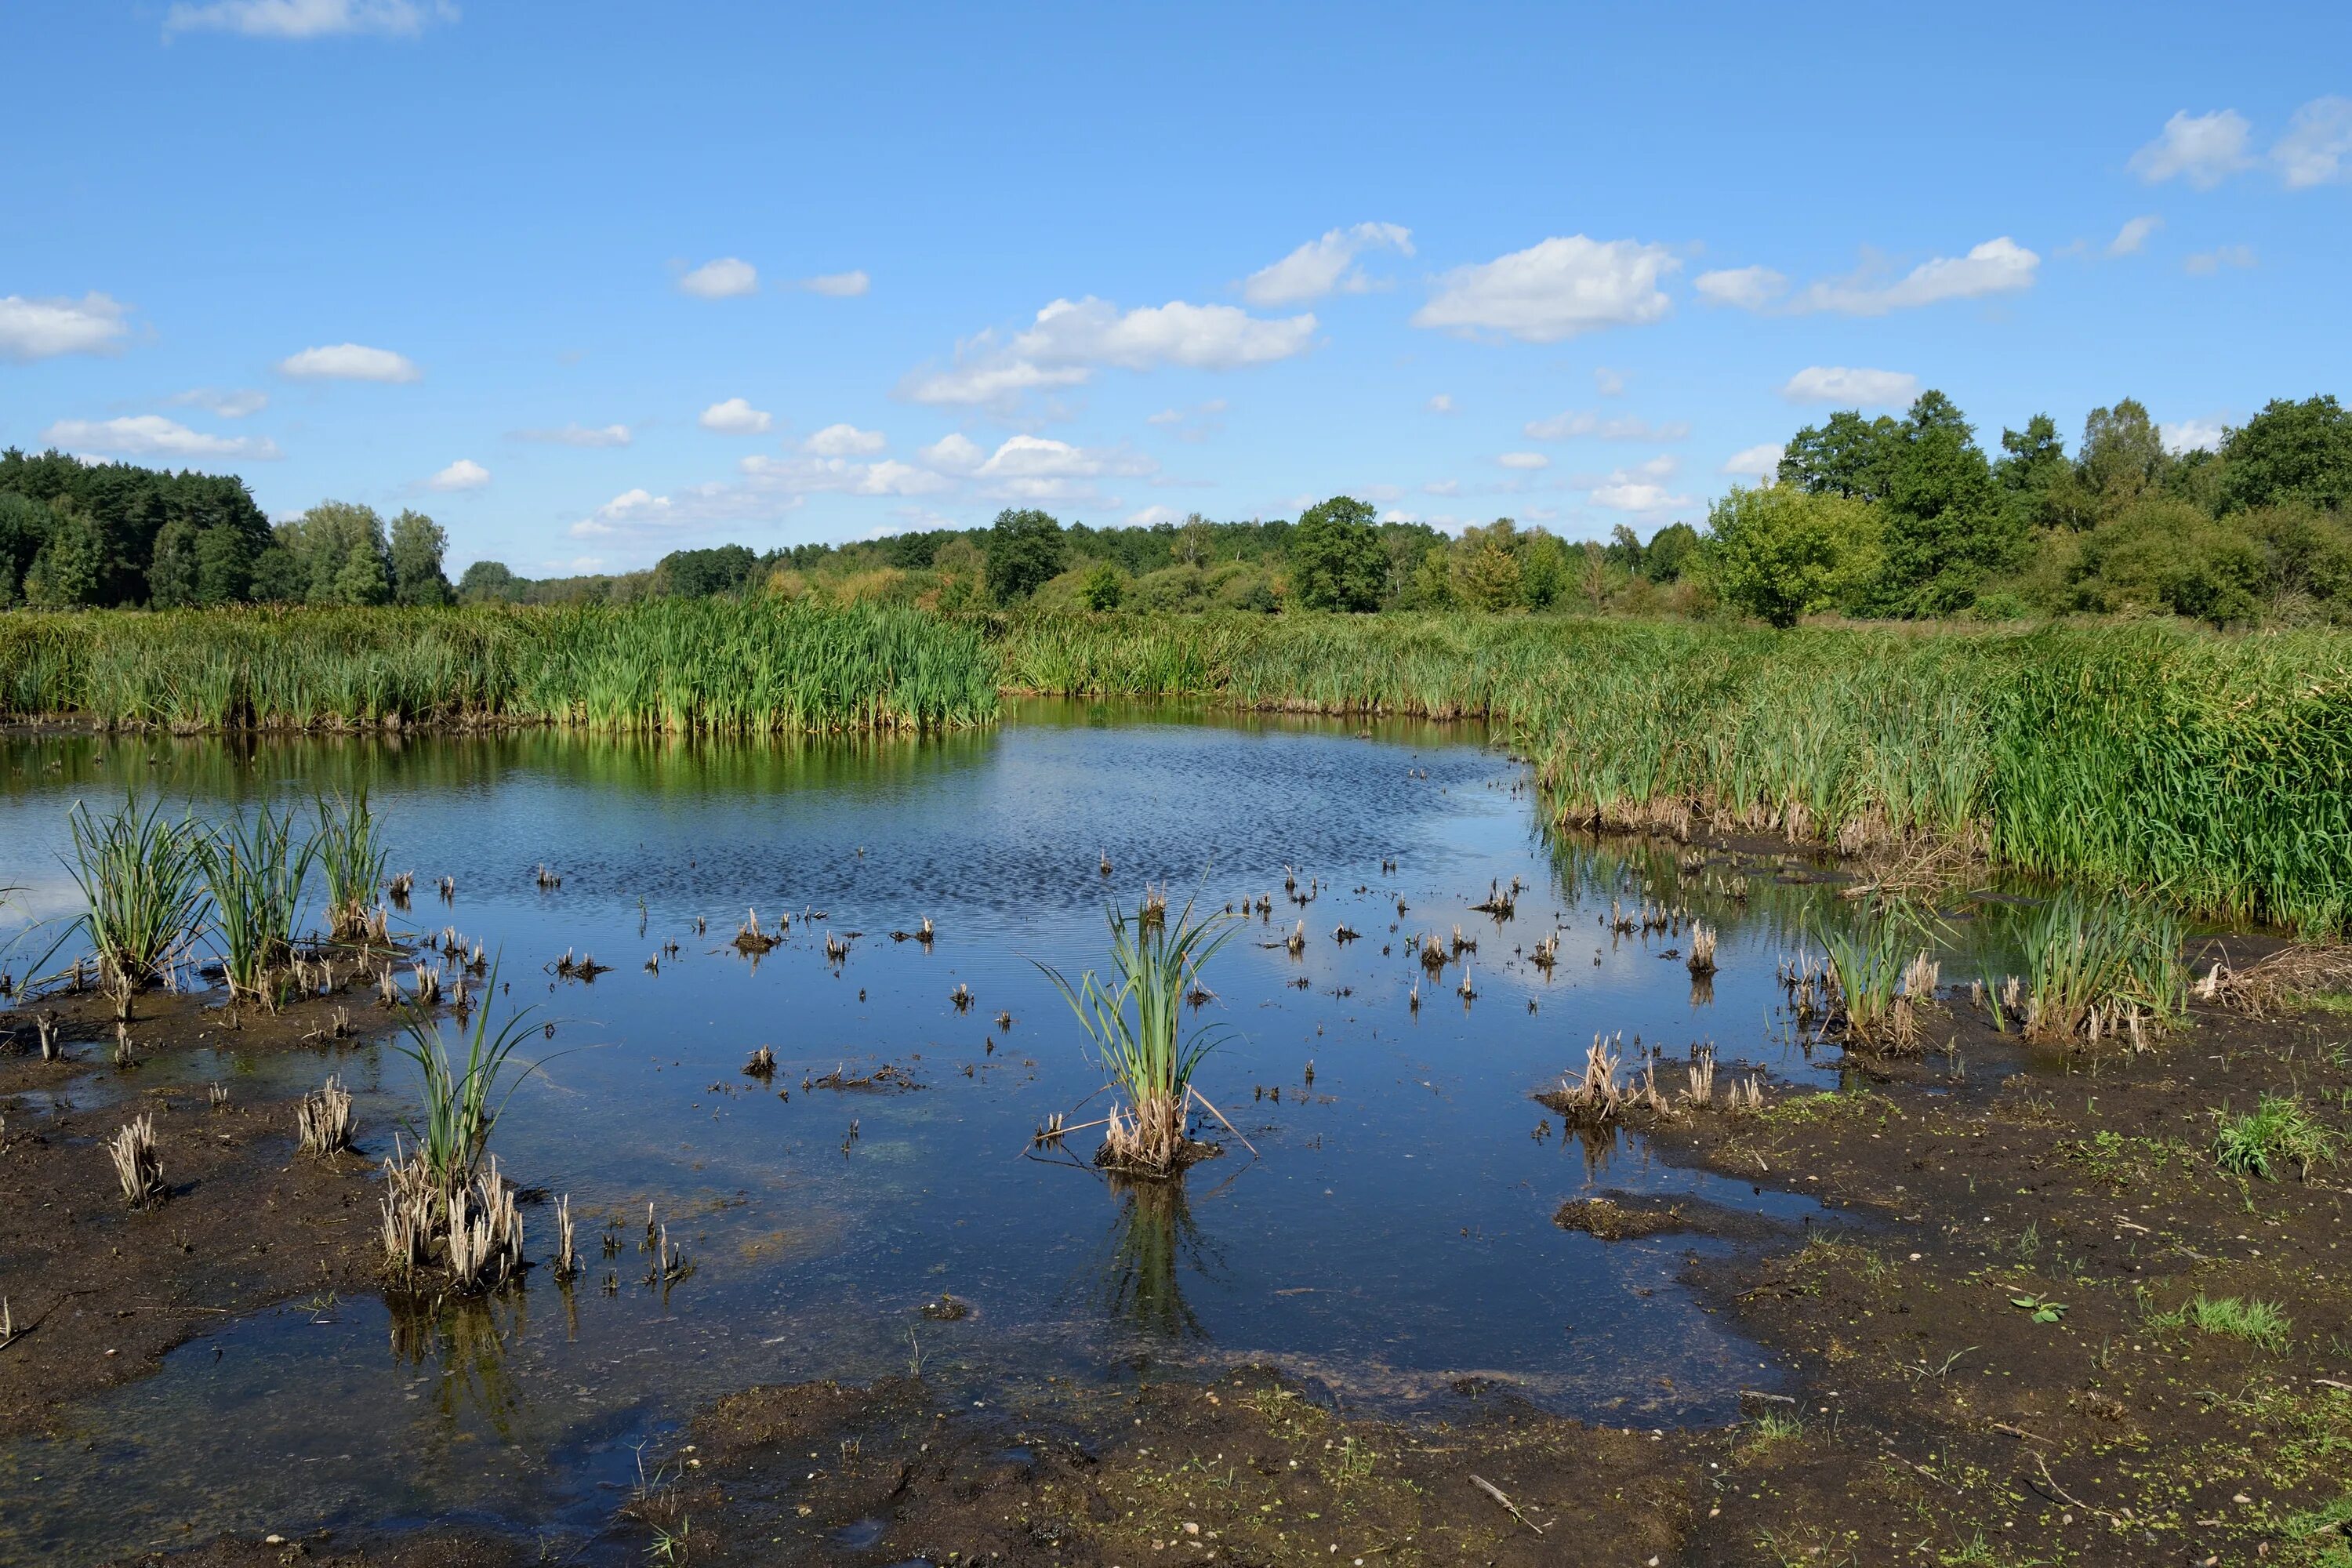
(1793, 237), (2038, 315)
(967, 434), (1156, 503)
(2273, 96), (2352, 187)
(1411, 235), (1678, 342)
(1143, 398), (1227, 443)
(1497, 452), (1549, 470)
(169, 387), (269, 418)
(1693, 265), (1786, 310)
(39, 415), (281, 461)
(1523, 410), (1691, 442)
(678, 257), (759, 299)
(1780, 365), (1919, 407)
(1581, 457), (1691, 514)
(277, 342), (420, 382)
(0, 292), (132, 361)
(546, 556), (605, 574)
(1425, 393), (1455, 415)
(699, 397), (773, 434)
(1241, 222), (1414, 307)
(1593, 367), (1627, 397)
(510, 422), (631, 448)
(739, 454), (949, 497)
(2161, 416), (2230, 454)
(899, 296), (1316, 408)
(918, 433), (986, 474)
(425, 458), (489, 492)
(1721, 443), (1785, 480)
(2131, 109), (2254, 188)
(795, 270), (871, 297)
(802, 423), (887, 456)
(1423, 479), (1460, 497)
(164, 0), (455, 37)
(2184, 244), (2256, 275)
(569, 483), (803, 541)
(1126, 504), (1185, 528)
(2106, 215), (2163, 256)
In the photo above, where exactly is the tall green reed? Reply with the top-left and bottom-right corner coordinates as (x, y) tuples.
(1038, 894), (1241, 1175)
(314, 790), (388, 938)
(196, 802), (318, 1003)
(61, 797), (207, 987)
(2016, 891), (2185, 1046)
(390, 961), (543, 1196)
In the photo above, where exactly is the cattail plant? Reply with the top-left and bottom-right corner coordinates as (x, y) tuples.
(1545, 1033), (1625, 1126)
(1685, 923), (1718, 977)
(1039, 894), (1240, 1178)
(196, 804), (318, 1006)
(2018, 892), (2185, 1047)
(109, 1114), (163, 1206)
(314, 792), (388, 942)
(62, 797), (205, 989)
(297, 1074), (354, 1156)
(554, 1193), (579, 1281)
(390, 960), (542, 1202)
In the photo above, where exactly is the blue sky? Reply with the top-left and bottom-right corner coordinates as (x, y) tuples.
(3, 2), (2347, 575)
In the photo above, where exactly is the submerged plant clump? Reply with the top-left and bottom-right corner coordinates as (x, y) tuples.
(1040, 894), (1242, 1178)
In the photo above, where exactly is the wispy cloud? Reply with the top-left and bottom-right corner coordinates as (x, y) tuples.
(510, 423), (631, 448)
(1242, 223), (1414, 307)
(677, 257), (759, 299)
(41, 414), (281, 461)
(0, 293), (132, 361)
(165, 0), (457, 37)
(1780, 365), (1918, 407)
(1411, 234), (1678, 342)
(278, 342), (420, 382)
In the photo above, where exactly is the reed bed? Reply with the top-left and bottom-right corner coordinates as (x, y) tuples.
(62, 798), (205, 986)
(0, 600), (999, 735)
(993, 613), (2352, 936)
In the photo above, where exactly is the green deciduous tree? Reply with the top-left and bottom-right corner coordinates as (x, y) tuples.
(2220, 395), (2352, 514)
(1701, 485), (1882, 628)
(388, 509), (453, 605)
(1876, 390), (2018, 615)
(1288, 495), (1387, 611)
(1079, 560), (1127, 611)
(985, 508), (1065, 604)
(1779, 410), (1901, 500)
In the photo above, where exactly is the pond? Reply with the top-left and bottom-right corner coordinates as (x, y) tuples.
(0, 701), (1903, 1563)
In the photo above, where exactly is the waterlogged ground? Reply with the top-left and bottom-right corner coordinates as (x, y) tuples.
(0, 702), (2020, 1563)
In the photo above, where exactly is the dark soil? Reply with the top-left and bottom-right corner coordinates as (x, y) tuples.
(0, 985), (390, 1432)
(1553, 1190), (1791, 1243)
(45, 963), (2352, 1566)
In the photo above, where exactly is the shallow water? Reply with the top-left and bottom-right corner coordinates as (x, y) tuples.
(0, 702), (1944, 1562)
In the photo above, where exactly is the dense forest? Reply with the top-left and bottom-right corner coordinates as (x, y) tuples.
(6, 390), (2347, 626)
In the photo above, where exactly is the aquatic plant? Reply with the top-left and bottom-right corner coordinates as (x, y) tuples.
(296, 1074), (354, 1156)
(62, 797), (205, 987)
(2016, 891), (2186, 1047)
(390, 961), (542, 1198)
(195, 803), (318, 1004)
(1814, 905), (1933, 1053)
(314, 791), (388, 941)
(107, 1113), (163, 1207)
(1039, 894), (1241, 1176)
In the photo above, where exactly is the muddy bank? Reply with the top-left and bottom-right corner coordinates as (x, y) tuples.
(0, 987), (390, 1430)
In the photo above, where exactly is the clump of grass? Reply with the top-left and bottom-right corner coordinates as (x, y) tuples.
(296, 1074), (354, 1156)
(196, 803), (317, 1004)
(2213, 1093), (2337, 1180)
(1039, 893), (1240, 1178)
(2147, 1292), (2292, 1351)
(2018, 891), (2185, 1047)
(314, 792), (388, 942)
(389, 959), (541, 1199)
(62, 797), (205, 988)
(108, 1113), (163, 1207)
(1815, 906), (1933, 1052)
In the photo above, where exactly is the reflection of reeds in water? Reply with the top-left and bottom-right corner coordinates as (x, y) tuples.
(388, 1288), (530, 1445)
(1092, 1177), (1218, 1341)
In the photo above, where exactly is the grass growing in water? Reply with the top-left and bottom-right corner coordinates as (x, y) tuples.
(314, 791), (387, 940)
(61, 797), (205, 987)
(1814, 905), (1933, 1052)
(1040, 895), (1241, 1177)
(195, 803), (317, 1004)
(2017, 891), (2186, 1047)
(2213, 1093), (2338, 1180)
(390, 960), (542, 1197)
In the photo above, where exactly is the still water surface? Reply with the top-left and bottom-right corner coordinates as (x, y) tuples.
(0, 702), (1882, 1561)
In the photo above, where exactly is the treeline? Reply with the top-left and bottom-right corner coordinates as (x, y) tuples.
(0, 449), (454, 609)
(1714, 391), (2352, 626)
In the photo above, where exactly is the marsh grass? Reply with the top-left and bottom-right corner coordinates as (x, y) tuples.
(108, 1113), (162, 1207)
(390, 961), (542, 1198)
(196, 804), (317, 1004)
(2213, 1093), (2337, 1180)
(314, 792), (388, 940)
(62, 797), (205, 987)
(1039, 894), (1240, 1177)
(1816, 906), (1933, 1052)
(2016, 891), (2184, 1046)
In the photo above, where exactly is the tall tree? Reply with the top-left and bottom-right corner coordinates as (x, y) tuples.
(1288, 495), (1386, 611)
(1779, 410), (1902, 500)
(1876, 390), (2014, 615)
(2220, 395), (2352, 514)
(984, 509), (1065, 604)
(1701, 485), (1881, 628)
(2078, 399), (2169, 510)
(387, 510), (454, 605)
